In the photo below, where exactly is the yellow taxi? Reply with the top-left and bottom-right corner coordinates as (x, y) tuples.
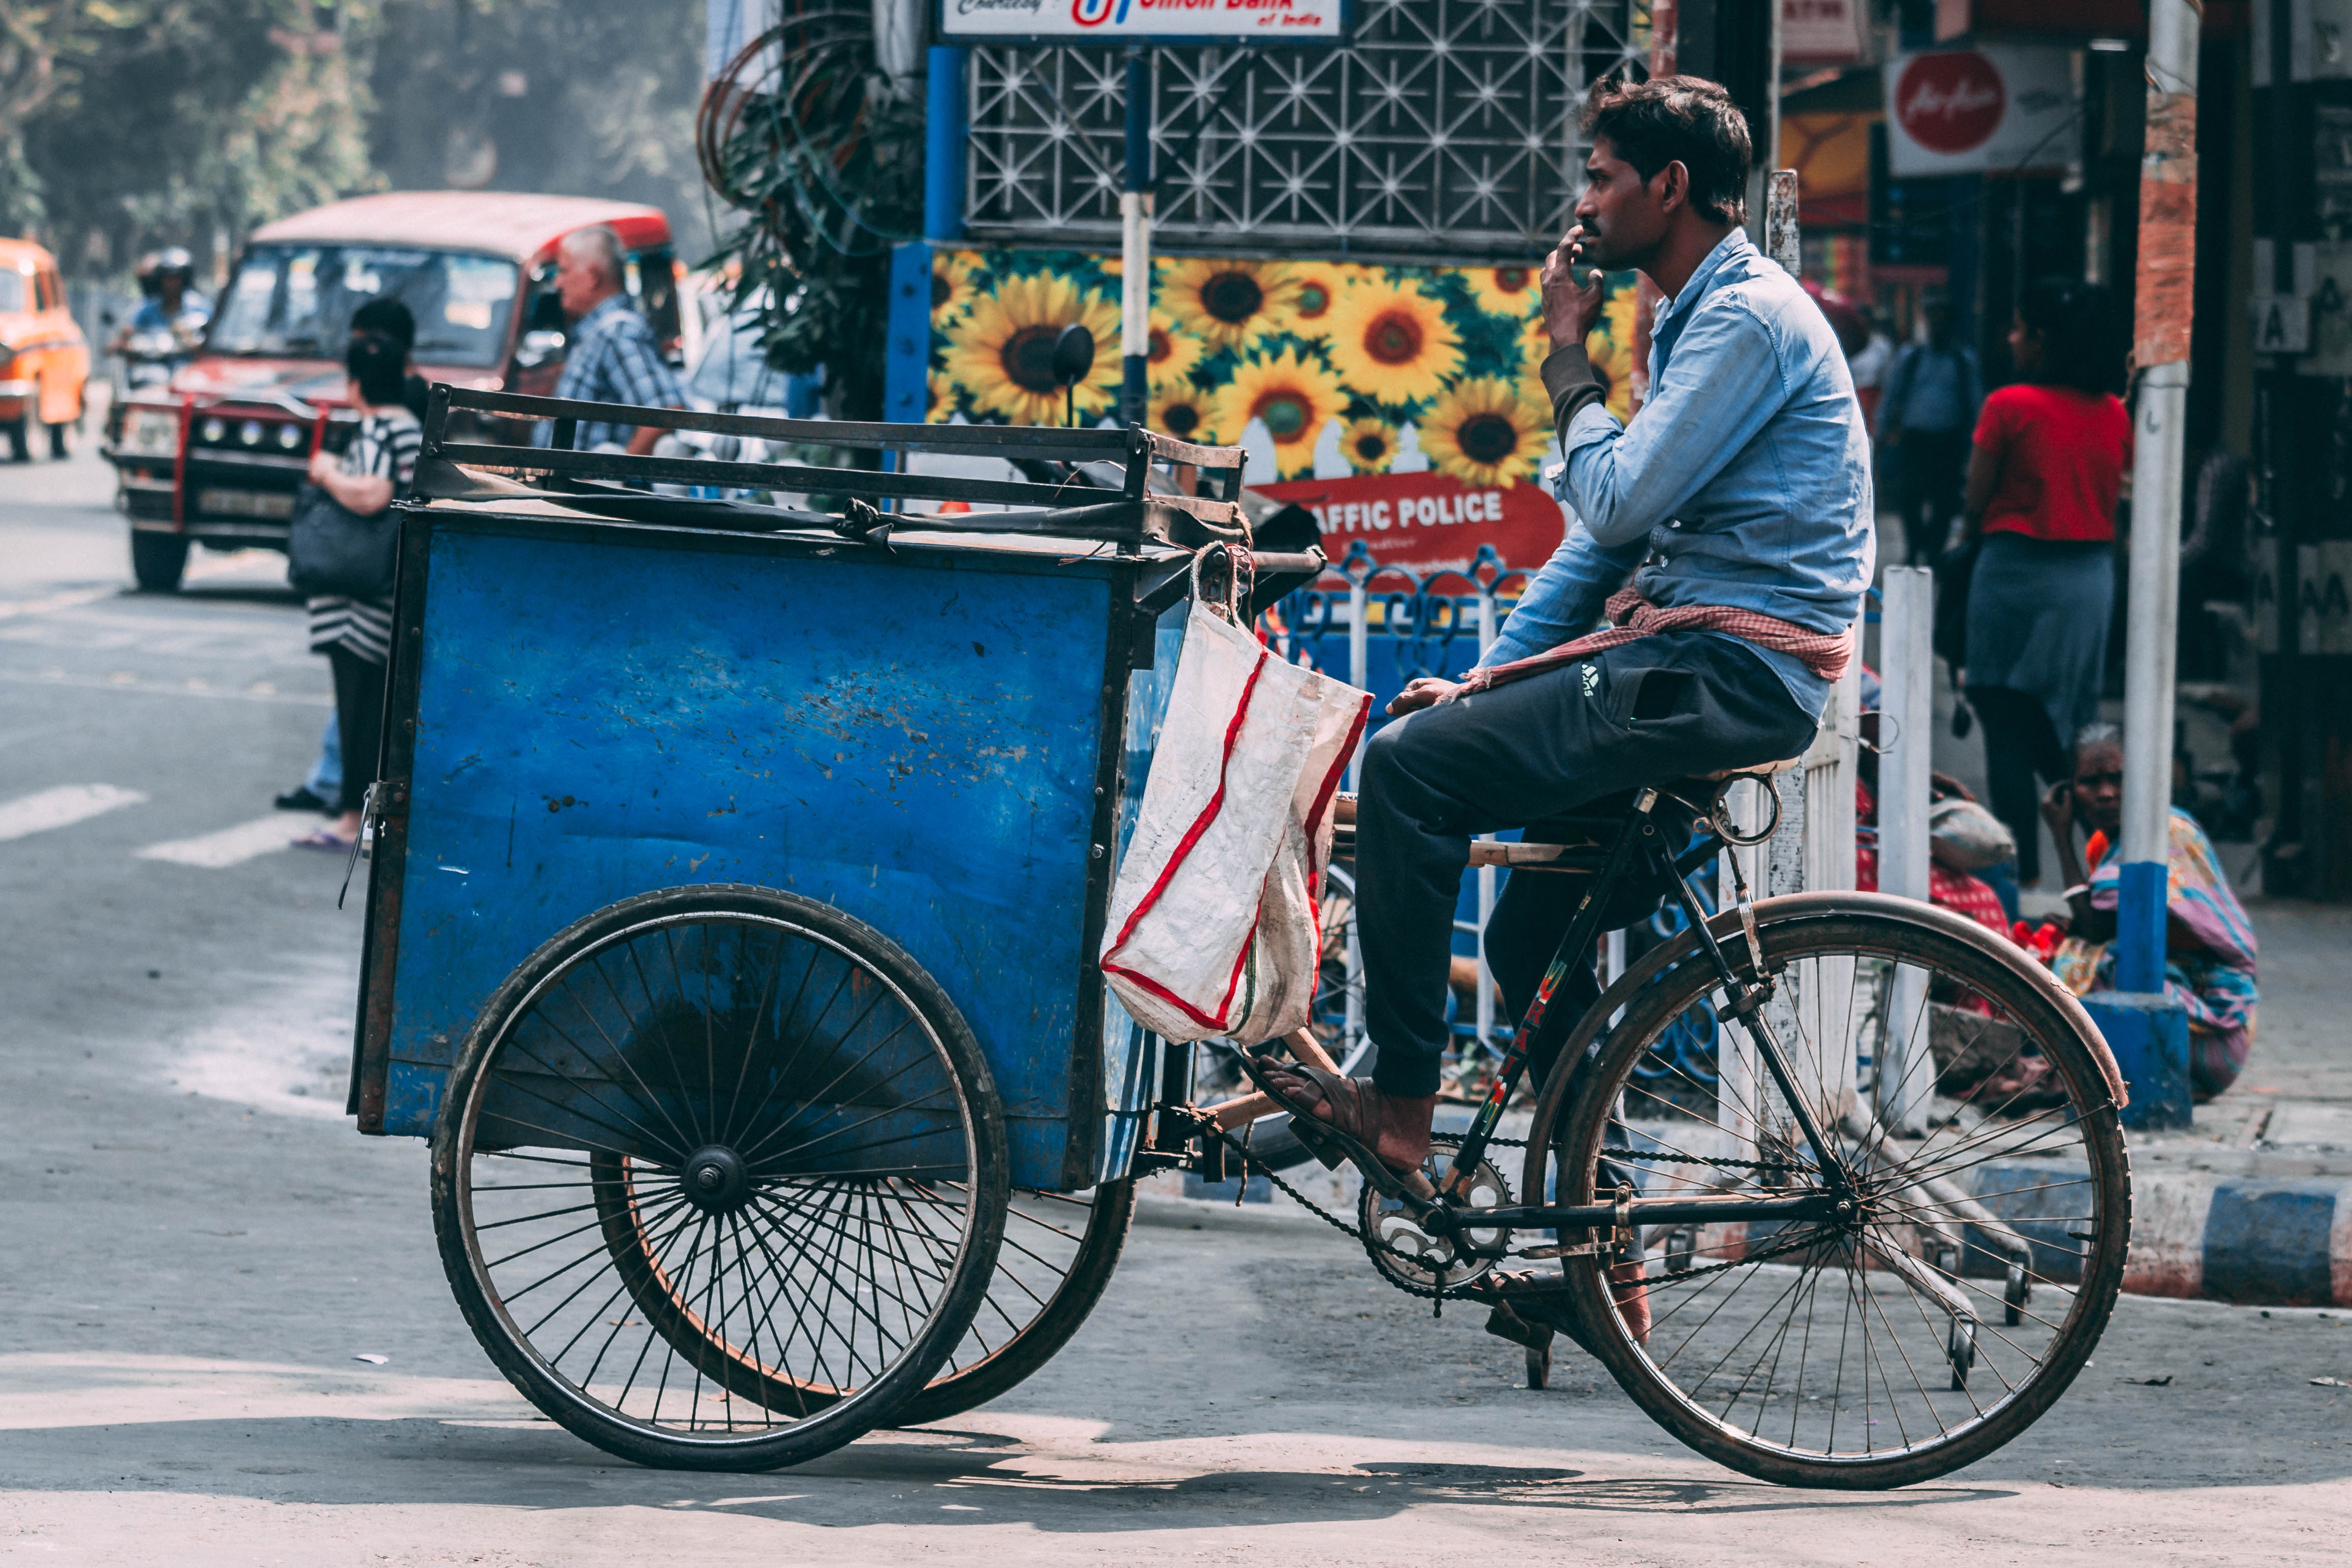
(0, 237), (91, 462)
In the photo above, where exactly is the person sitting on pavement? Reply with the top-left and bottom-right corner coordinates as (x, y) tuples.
(1255, 75), (1871, 1237)
(2042, 723), (2258, 1101)
(534, 225), (684, 455)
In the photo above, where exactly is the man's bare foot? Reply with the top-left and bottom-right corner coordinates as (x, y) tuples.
(1257, 1062), (1438, 1173)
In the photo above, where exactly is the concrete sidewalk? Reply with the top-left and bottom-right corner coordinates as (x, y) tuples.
(2113, 899), (2352, 1307)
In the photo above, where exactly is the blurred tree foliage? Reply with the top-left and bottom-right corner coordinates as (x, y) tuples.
(369, 0), (711, 257)
(7, 3), (381, 273)
(5, 1), (709, 280)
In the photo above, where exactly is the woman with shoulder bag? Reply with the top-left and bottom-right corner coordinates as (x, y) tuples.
(293, 331), (420, 852)
(1957, 278), (2132, 889)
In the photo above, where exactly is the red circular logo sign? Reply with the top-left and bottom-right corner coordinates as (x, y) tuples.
(1895, 52), (2005, 156)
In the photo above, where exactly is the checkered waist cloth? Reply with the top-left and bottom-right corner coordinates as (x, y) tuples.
(1454, 588), (1853, 699)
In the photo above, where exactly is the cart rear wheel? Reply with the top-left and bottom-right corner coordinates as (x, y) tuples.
(432, 883), (1009, 1471)
(894, 1179), (1134, 1426)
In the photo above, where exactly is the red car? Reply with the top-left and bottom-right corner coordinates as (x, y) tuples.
(105, 192), (693, 592)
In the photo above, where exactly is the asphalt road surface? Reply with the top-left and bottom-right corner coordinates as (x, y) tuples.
(4, 443), (2350, 1565)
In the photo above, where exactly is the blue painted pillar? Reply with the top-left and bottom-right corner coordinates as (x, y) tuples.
(923, 45), (968, 244)
(883, 47), (968, 441)
(2113, 859), (2170, 992)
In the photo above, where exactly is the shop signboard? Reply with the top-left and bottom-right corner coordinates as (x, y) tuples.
(937, 0), (1349, 45)
(924, 247), (1644, 572)
(1782, 0), (1868, 64)
(1882, 47), (2076, 178)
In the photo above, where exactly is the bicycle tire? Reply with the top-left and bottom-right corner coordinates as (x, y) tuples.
(431, 883), (1010, 1471)
(1525, 893), (2130, 1490)
(894, 1178), (1135, 1426)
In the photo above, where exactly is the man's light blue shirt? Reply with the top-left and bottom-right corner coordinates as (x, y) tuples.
(1483, 229), (1875, 721)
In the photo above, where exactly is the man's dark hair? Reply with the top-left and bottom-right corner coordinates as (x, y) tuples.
(1581, 73), (1752, 226)
(2018, 276), (2125, 395)
(350, 296), (416, 352)
(347, 331), (409, 407)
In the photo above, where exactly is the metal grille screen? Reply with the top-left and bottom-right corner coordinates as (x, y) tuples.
(963, 1), (1649, 261)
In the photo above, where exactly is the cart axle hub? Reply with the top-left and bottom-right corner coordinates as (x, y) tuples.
(681, 1145), (752, 1214)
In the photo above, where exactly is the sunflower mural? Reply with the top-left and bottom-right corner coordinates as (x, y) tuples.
(932, 251), (982, 321)
(1213, 348), (1349, 480)
(940, 270), (1123, 426)
(1324, 277), (1462, 406)
(1148, 384), (1223, 445)
(924, 247), (1644, 485)
(1419, 377), (1554, 488)
(1339, 417), (1400, 475)
(1285, 262), (1346, 339)
(1464, 264), (1543, 321)
(1161, 258), (1301, 353)
(1144, 310), (1204, 391)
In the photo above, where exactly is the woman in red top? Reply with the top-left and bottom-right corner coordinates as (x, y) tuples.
(1959, 278), (2131, 887)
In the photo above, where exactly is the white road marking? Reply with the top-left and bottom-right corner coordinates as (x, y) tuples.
(0, 585), (118, 621)
(0, 784), (148, 843)
(0, 669), (330, 706)
(135, 815), (306, 869)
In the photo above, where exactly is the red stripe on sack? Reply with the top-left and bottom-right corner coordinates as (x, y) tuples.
(1098, 645), (1271, 1031)
(1207, 907), (1265, 1030)
(1297, 691), (1370, 959)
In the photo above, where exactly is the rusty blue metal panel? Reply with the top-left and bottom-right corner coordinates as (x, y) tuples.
(1087, 598), (1191, 1184)
(376, 516), (1136, 1188)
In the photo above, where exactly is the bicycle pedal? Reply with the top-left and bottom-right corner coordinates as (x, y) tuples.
(1482, 1302), (1551, 1353)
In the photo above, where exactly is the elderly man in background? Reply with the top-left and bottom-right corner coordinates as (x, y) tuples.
(540, 224), (684, 455)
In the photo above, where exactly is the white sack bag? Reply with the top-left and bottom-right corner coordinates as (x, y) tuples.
(1099, 600), (1369, 1043)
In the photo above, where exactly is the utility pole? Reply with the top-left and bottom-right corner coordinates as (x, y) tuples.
(2118, 1), (2200, 991)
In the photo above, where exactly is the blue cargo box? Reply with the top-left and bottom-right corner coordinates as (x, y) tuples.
(351, 501), (1192, 1191)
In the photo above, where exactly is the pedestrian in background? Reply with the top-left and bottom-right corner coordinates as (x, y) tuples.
(1958, 277), (2130, 888)
(1876, 297), (1982, 567)
(535, 225), (684, 453)
(278, 297), (425, 818)
(293, 332), (420, 852)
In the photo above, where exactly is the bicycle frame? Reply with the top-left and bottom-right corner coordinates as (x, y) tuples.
(1192, 783), (1858, 1243)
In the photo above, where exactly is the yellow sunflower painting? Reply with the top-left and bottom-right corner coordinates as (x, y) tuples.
(932, 251), (983, 320)
(1418, 377), (1553, 488)
(1145, 310), (1204, 390)
(1148, 385), (1224, 446)
(1162, 258), (1301, 352)
(1213, 348), (1349, 480)
(1466, 264), (1543, 321)
(1285, 262), (1348, 338)
(1339, 417), (1400, 475)
(942, 273), (1122, 425)
(1325, 277), (1462, 407)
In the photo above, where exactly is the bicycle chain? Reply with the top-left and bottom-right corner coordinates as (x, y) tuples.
(1168, 1108), (1841, 1303)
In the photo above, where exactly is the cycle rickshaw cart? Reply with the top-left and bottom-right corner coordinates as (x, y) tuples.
(349, 388), (2134, 1490)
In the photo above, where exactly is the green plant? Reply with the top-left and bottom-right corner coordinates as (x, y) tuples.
(698, 7), (923, 424)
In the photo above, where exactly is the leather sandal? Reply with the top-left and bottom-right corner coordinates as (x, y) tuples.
(1236, 1054), (1434, 1201)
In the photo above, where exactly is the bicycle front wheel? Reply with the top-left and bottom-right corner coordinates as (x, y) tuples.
(1527, 893), (2130, 1489)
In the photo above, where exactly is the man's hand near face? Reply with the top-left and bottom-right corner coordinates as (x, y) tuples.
(1541, 225), (1609, 351)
